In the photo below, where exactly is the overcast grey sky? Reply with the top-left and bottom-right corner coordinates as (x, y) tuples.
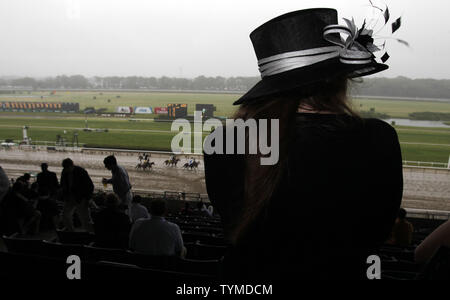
(0, 0), (448, 79)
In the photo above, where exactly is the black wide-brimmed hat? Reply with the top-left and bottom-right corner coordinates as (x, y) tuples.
(234, 8), (388, 105)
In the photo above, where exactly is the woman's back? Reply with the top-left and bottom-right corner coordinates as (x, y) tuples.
(204, 113), (403, 279)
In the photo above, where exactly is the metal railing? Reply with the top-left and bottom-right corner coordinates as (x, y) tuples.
(405, 208), (450, 220)
(403, 160), (449, 169)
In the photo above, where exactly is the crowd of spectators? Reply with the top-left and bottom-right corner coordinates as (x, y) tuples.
(0, 156), (217, 258)
(1, 157), (449, 277)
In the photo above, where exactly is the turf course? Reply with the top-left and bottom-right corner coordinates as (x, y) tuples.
(0, 117), (449, 163)
(0, 91), (449, 163)
(3, 90), (450, 118)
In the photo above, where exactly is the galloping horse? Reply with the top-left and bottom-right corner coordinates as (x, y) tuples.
(135, 161), (155, 171)
(183, 160), (200, 170)
(164, 157), (180, 167)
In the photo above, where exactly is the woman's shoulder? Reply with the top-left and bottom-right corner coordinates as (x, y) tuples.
(361, 117), (399, 142)
(362, 117), (396, 131)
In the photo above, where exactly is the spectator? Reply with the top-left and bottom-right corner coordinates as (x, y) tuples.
(36, 188), (60, 230)
(180, 202), (193, 215)
(0, 165), (9, 205)
(17, 173), (33, 199)
(102, 155), (132, 210)
(28, 182), (39, 202)
(415, 220), (450, 265)
(0, 181), (41, 236)
(17, 173), (31, 187)
(194, 201), (212, 217)
(387, 208), (414, 246)
(129, 200), (185, 257)
(36, 163), (59, 197)
(93, 193), (131, 249)
(129, 195), (150, 223)
(60, 158), (94, 232)
(203, 8), (403, 279)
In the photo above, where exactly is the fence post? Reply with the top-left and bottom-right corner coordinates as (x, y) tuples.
(448, 154), (450, 169)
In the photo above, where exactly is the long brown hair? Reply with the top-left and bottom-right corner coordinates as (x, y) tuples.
(231, 77), (358, 243)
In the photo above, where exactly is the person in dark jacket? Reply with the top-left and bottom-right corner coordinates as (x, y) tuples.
(93, 193), (131, 249)
(60, 158), (94, 232)
(36, 163), (59, 197)
(0, 181), (41, 236)
(203, 9), (403, 280)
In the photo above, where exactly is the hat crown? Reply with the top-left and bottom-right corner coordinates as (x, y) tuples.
(250, 8), (338, 60)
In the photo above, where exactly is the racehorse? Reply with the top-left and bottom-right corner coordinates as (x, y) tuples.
(135, 161), (155, 171)
(183, 160), (200, 170)
(164, 158), (180, 167)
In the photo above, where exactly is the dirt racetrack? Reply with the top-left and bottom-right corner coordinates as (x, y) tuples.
(0, 147), (206, 196)
(0, 147), (449, 211)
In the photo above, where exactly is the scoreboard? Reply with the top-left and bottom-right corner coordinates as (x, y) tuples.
(168, 103), (188, 118)
(195, 104), (216, 118)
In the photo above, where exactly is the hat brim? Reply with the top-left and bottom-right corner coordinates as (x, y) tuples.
(233, 58), (388, 105)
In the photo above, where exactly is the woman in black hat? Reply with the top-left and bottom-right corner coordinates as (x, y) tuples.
(204, 8), (403, 280)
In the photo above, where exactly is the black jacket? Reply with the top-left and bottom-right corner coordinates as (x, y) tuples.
(37, 170), (59, 194)
(60, 166), (94, 200)
(204, 113), (403, 280)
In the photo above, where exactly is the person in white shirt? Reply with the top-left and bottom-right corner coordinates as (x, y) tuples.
(129, 199), (185, 257)
(129, 195), (150, 223)
(102, 155), (132, 208)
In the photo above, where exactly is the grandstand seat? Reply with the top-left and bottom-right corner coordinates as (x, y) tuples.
(382, 259), (421, 273)
(0, 251), (67, 279)
(41, 240), (86, 259)
(182, 231), (210, 243)
(126, 251), (178, 270)
(378, 247), (415, 262)
(176, 258), (221, 276)
(200, 235), (227, 246)
(84, 260), (213, 280)
(381, 270), (419, 280)
(83, 261), (147, 280)
(56, 230), (95, 245)
(185, 243), (227, 260)
(84, 245), (129, 263)
(2, 235), (44, 256)
(182, 232), (227, 246)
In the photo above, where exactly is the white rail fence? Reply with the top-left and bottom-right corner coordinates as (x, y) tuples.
(3, 139), (450, 168)
(403, 160), (450, 169)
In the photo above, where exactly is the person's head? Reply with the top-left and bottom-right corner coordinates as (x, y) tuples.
(41, 163), (48, 172)
(62, 158), (74, 171)
(132, 195), (142, 204)
(93, 192), (107, 206)
(103, 155), (117, 170)
(398, 208), (407, 220)
(150, 199), (167, 217)
(21, 173), (31, 182)
(105, 193), (120, 209)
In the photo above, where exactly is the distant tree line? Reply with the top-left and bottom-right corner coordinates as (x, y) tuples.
(1, 75), (449, 99)
(409, 112), (450, 121)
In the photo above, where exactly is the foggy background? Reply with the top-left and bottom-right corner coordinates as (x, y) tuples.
(0, 0), (448, 79)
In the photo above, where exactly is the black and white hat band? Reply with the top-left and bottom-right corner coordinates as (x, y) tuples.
(258, 20), (374, 78)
